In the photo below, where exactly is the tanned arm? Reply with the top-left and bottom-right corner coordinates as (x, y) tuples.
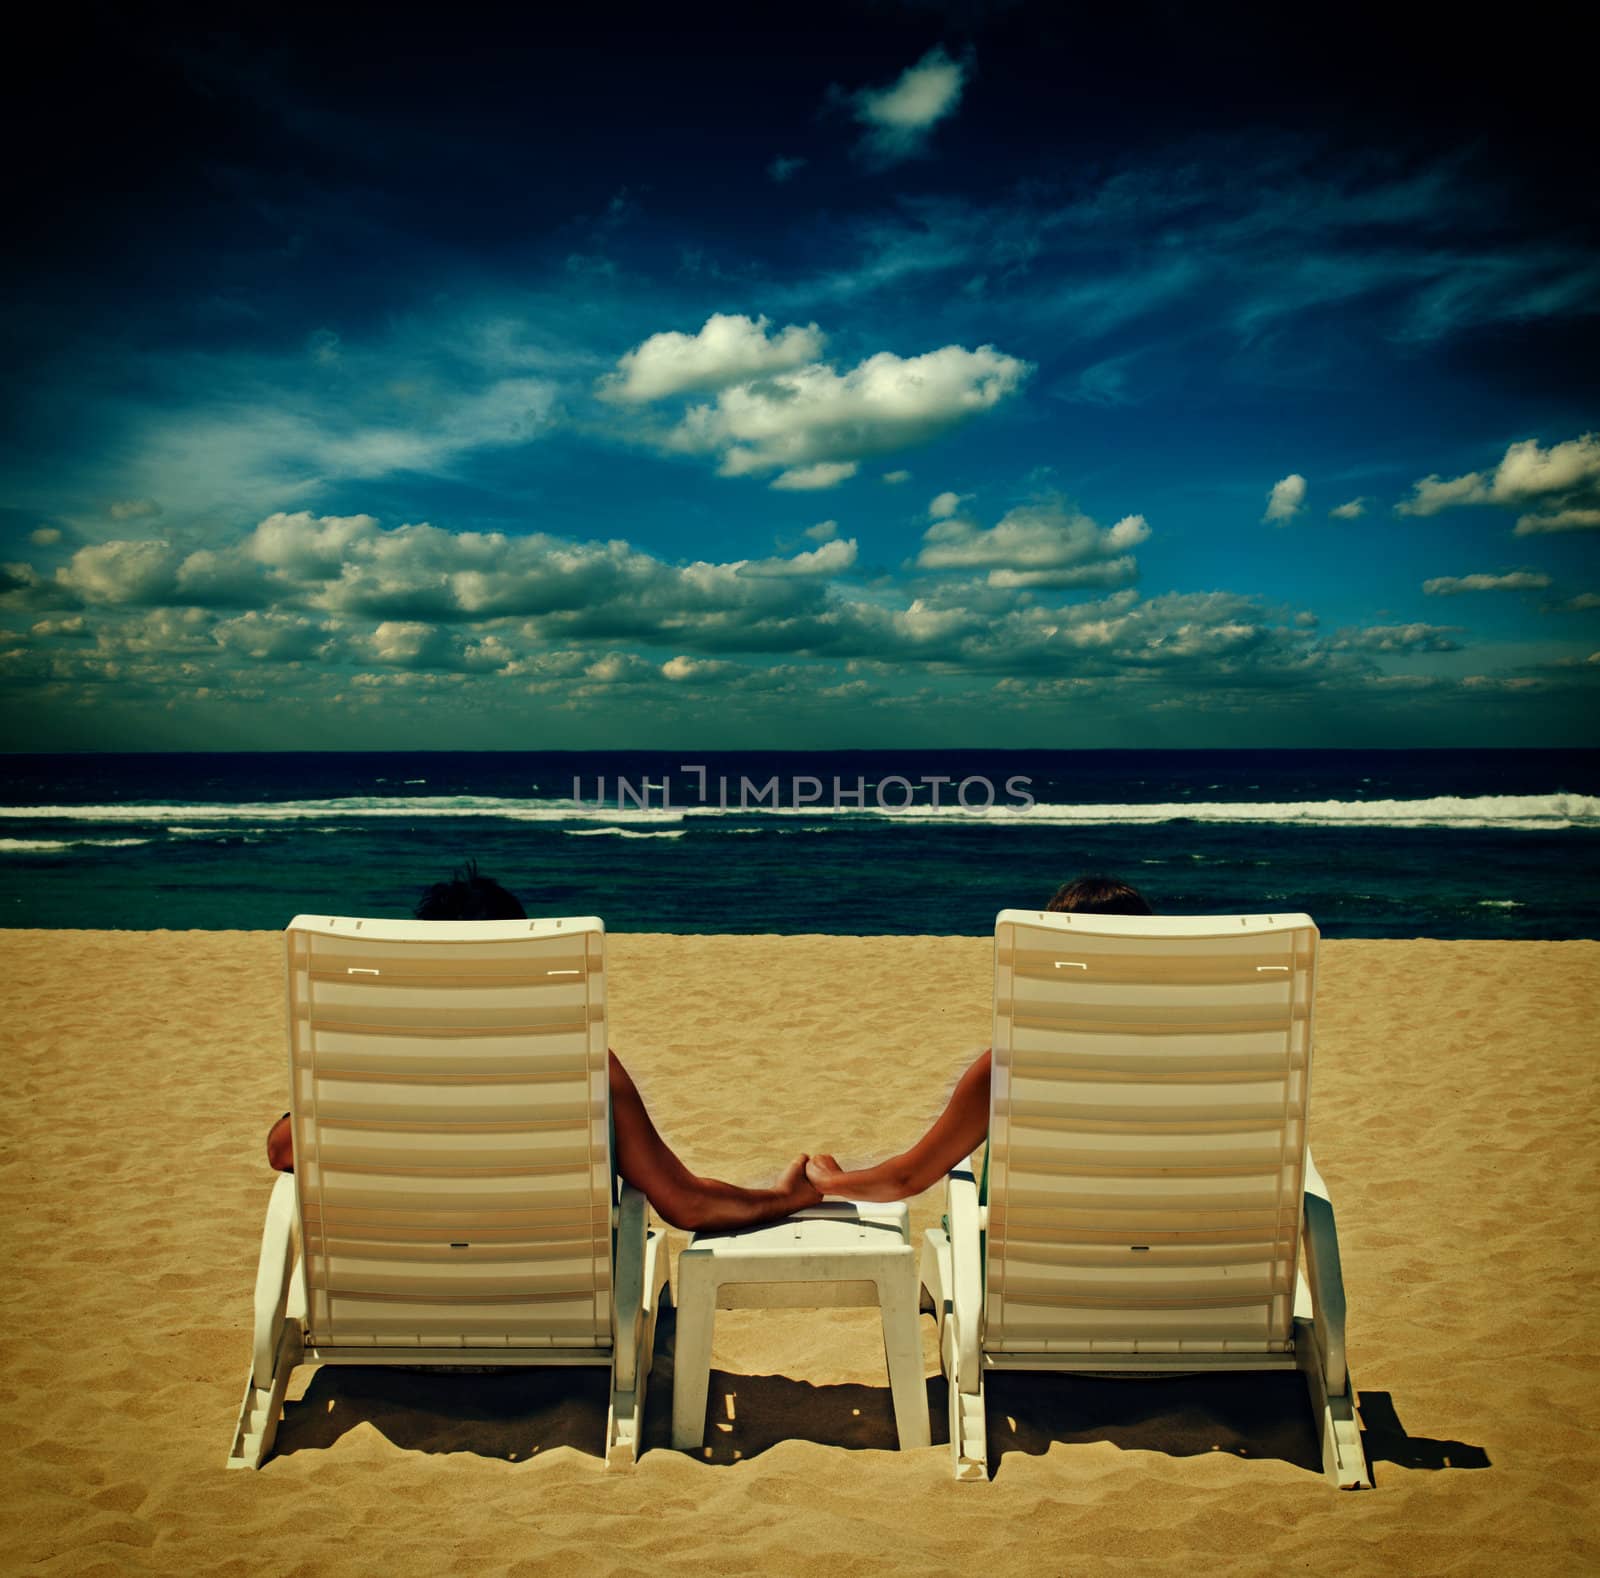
(806, 1049), (991, 1203)
(608, 1052), (820, 1230)
(267, 1113), (293, 1173)
(265, 1055), (819, 1230)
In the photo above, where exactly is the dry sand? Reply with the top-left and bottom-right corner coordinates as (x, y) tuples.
(2, 930), (1597, 1577)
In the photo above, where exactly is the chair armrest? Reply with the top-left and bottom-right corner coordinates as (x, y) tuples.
(945, 1166), (983, 1389)
(252, 1172), (300, 1390)
(612, 1184), (649, 1390)
(1302, 1147), (1349, 1396)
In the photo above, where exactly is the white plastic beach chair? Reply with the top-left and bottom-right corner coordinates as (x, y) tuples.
(225, 915), (669, 1471)
(920, 910), (1371, 1487)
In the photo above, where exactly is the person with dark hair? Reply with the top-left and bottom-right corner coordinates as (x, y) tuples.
(804, 875), (1152, 1203)
(265, 865), (822, 1231)
(1044, 873), (1153, 917)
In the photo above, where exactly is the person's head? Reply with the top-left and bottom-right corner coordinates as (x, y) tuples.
(414, 860), (527, 920)
(1045, 874), (1153, 915)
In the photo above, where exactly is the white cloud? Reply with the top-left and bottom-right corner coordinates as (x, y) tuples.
(108, 498), (161, 520)
(1263, 473), (1307, 524)
(916, 503), (1148, 588)
(1395, 471), (1491, 516)
(1329, 498), (1367, 519)
(735, 539), (858, 578)
(929, 491), (961, 520)
(847, 47), (968, 166)
(1398, 433), (1600, 517)
(1327, 622), (1463, 653)
(1558, 592), (1600, 610)
(881, 469), (911, 484)
(30, 527), (62, 545)
(250, 512), (381, 579)
(803, 520), (840, 542)
(600, 313), (825, 404)
(1423, 571), (1553, 595)
(1494, 433), (1600, 501)
(767, 156), (807, 183)
(1514, 506), (1600, 535)
(770, 461), (858, 491)
(212, 610), (336, 662)
(30, 615), (85, 638)
(670, 342), (1030, 480)
(56, 539), (180, 604)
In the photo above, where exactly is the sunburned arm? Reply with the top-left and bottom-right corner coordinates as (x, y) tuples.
(608, 1052), (820, 1231)
(806, 1049), (991, 1203)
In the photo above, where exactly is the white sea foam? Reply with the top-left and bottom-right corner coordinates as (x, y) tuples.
(0, 792), (1593, 831)
(0, 836), (152, 852)
(0, 796), (683, 826)
(780, 793), (1600, 829)
(562, 827), (685, 840)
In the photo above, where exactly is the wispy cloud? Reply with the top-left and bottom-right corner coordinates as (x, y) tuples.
(1423, 571), (1552, 595)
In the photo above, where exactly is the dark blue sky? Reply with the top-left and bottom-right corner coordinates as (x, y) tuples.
(3, 0), (1596, 748)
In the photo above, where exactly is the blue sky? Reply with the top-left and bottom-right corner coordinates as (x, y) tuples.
(2, 1), (1596, 749)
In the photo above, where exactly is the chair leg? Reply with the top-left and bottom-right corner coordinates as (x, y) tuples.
(919, 1228), (952, 1374)
(225, 1173), (303, 1470)
(1298, 1332), (1372, 1489)
(877, 1266), (931, 1450)
(942, 1315), (988, 1481)
(225, 1321), (302, 1470)
(669, 1250), (717, 1452)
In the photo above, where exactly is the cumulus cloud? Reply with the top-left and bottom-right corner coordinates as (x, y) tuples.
(803, 520), (840, 542)
(1423, 571), (1552, 595)
(929, 491), (961, 520)
(1397, 433), (1600, 523)
(916, 503), (1149, 589)
(212, 610), (337, 662)
(56, 539), (181, 605)
(844, 46), (969, 167)
(669, 342), (1030, 480)
(1329, 498), (1367, 519)
(600, 313), (825, 404)
(1263, 473), (1307, 524)
(250, 512), (380, 579)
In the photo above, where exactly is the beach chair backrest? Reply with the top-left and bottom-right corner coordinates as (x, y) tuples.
(282, 915), (613, 1350)
(986, 910), (1317, 1356)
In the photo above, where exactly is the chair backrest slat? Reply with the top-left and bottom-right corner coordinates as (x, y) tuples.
(284, 915), (613, 1350)
(986, 910), (1316, 1355)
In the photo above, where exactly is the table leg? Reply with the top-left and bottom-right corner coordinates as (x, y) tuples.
(670, 1252), (717, 1451)
(878, 1262), (931, 1450)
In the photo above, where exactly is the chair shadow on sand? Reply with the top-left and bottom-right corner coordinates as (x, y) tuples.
(269, 1305), (1489, 1477)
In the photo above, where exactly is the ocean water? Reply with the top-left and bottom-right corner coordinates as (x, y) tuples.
(1, 749), (1597, 937)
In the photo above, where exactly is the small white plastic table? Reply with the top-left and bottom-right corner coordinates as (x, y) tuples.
(670, 1201), (932, 1452)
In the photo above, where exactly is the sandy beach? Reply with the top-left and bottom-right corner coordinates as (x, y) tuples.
(2, 929), (1596, 1577)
